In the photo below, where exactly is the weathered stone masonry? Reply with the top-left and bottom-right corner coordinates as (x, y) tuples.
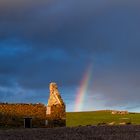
(46, 83), (66, 127)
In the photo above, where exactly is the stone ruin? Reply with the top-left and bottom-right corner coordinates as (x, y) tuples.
(0, 82), (66, 128)
(111, 110), (129, 115)
(46, 82), (66, 127)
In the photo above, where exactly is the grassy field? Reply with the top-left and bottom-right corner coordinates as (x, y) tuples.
(66, 110), (140, 127)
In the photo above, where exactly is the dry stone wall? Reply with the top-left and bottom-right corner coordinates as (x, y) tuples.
(0, 103), (46, 128)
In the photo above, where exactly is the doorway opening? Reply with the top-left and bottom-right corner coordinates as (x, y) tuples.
(24, 117), (32, 128)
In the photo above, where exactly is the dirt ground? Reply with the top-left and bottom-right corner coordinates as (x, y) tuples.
(0, 125), (140, 140)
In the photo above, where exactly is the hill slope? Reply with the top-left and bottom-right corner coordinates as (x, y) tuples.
(66, 111), (140, 127)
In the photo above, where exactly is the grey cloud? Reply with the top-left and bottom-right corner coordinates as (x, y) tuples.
(0, 0), (114, 52)
(0, 0), (140, 111)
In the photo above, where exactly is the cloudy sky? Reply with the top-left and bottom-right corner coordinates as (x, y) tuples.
(0, 0), (140, 112)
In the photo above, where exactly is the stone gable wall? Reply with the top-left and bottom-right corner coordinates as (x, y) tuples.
(46, 83), (66, 127)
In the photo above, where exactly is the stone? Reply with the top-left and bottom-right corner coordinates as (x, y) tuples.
(111, 110), (129, 115)
(46, 82), (66, 127)
(47, 83), (65, 107)
(108, 122), (115, 125)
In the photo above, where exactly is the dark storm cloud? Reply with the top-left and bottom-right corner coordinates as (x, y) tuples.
(0, 0), (112, 51)
(0, 0), (140, 110)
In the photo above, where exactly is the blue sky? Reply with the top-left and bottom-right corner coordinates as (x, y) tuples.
(0, 0), (140, 112)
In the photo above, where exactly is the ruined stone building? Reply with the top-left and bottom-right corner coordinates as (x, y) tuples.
(0, 83), (66, 128)
(111, 110), (129, 115)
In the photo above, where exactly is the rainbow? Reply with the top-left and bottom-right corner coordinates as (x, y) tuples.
(74, 65), (92, 112)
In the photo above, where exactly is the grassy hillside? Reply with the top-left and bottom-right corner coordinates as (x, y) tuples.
(66, 111), (140, 127)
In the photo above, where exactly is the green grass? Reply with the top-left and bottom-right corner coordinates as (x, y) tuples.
(66, 111), (140, 127)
